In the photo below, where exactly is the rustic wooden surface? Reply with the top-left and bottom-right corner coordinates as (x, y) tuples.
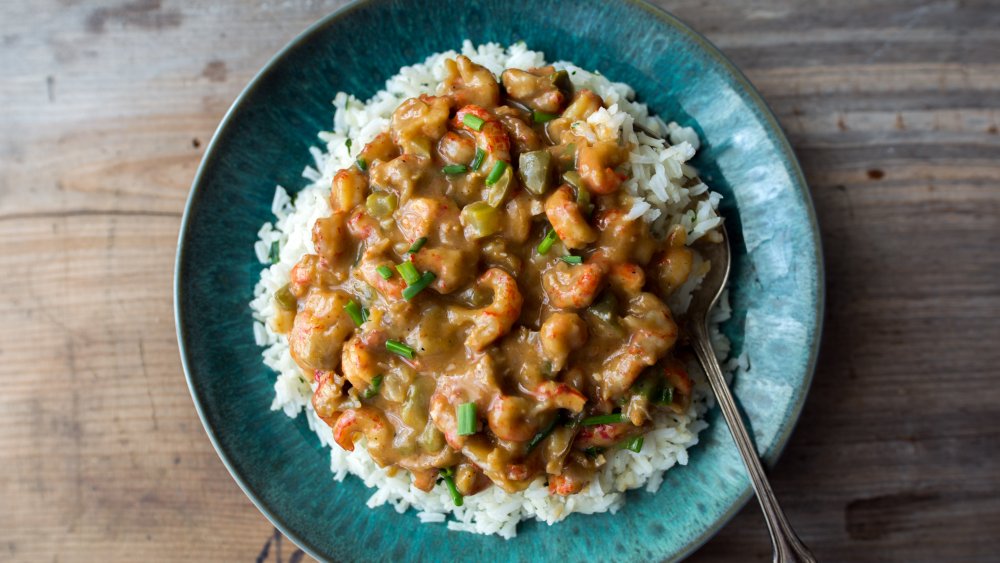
(2, 0), (998, 561)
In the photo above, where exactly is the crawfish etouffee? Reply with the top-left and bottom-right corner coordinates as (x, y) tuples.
(253, 44), (727, 534)
(273, 56), (702, 499)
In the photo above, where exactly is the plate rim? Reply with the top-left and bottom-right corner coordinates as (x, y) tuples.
(173, 0), (825, 560)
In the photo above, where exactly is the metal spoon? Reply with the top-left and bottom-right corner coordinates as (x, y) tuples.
(687, 225), (817, 562)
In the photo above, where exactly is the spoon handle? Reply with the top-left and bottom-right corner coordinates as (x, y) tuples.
(691, 320), (817, 563)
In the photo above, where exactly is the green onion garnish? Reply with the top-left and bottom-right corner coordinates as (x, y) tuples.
(376, 265), (393, 280)
(361, 374), (383, 399)
(533, 110), (558, 123)
(345, 138), (352, 155)
(385, 339), (415, 359)
(470, 148), (486, 171)
(527, 413), (561, 451)
(537, 228), (559, 255)
(269, 240), (280, 264)
(407, 237), (428, 254)
(631, 374), (659, 399)
(395, 261), (420, 285)
(462, 114), (485, 131)
(656, 385), (675, 405)
(581, 413), (627, 426)
(440, 467), (464, 506)
(560, 255), (583, 265)
(456, 402), (477, 436)
(624, 435), (644, 453)
(344, 300), (365, 326)
(402, 271), (436, 300)
(355, 157), (368, 172)
(583, 446), (604, 458)
(485, 161), (508, 186)
(442, 164), (468, 175)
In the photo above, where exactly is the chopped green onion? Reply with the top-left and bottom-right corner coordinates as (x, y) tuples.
(581, 413), (627, 426)
(462, 113), (485, 131)
(632, 373), (659, 399)
(583, 446), (604, 458)
(385, 339), (415, 359)
(470, 148), (486, 171)
(456, 402), (477, 436)
(442, 164), (468, 175)
(624, 435), (644, 453)
(537, 228), (559, 255)
(402, 271), (436, 300)
(361, 374), (383, 399)
(344, 300), (365, 326)
(355, 157), (368, 172)
(274, 284), (297, 311)
(527, 413), (561, 452)
(440, 467), (464, 506)
(407, 237), (428, 254)
(560, 255), (583, 265)
(268, 240), (280, 264)
(533, 110), (558, 123)
(395, 261), (420, 285)
(345, 138), (352, 155)
(656, 385), (675, 405)
(485, 161), (508, 186)
(376, 265), (393, 280)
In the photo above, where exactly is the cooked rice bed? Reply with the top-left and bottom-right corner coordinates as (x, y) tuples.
(250, 41), (730, 538)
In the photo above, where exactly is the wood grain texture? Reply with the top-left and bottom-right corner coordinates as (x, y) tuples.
(1, 0), (997, 561)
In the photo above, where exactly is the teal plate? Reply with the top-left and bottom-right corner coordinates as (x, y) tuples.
(174, 0), (823, 561)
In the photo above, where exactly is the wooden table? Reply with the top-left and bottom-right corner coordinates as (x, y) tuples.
(2, 0), (997, 560)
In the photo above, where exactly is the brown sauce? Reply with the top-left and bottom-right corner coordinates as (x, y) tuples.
(273, 55), (698, 499)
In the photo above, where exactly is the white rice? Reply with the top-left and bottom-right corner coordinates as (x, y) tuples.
(249, 41), (732, 538)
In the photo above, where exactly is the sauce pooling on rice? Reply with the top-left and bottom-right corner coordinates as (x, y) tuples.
(271, 55), (707, 501)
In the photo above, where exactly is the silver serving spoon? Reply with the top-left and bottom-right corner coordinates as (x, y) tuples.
(687, 225), (816, 562)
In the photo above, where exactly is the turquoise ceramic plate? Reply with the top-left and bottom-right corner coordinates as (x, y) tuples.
(175, 0), (823, 560)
